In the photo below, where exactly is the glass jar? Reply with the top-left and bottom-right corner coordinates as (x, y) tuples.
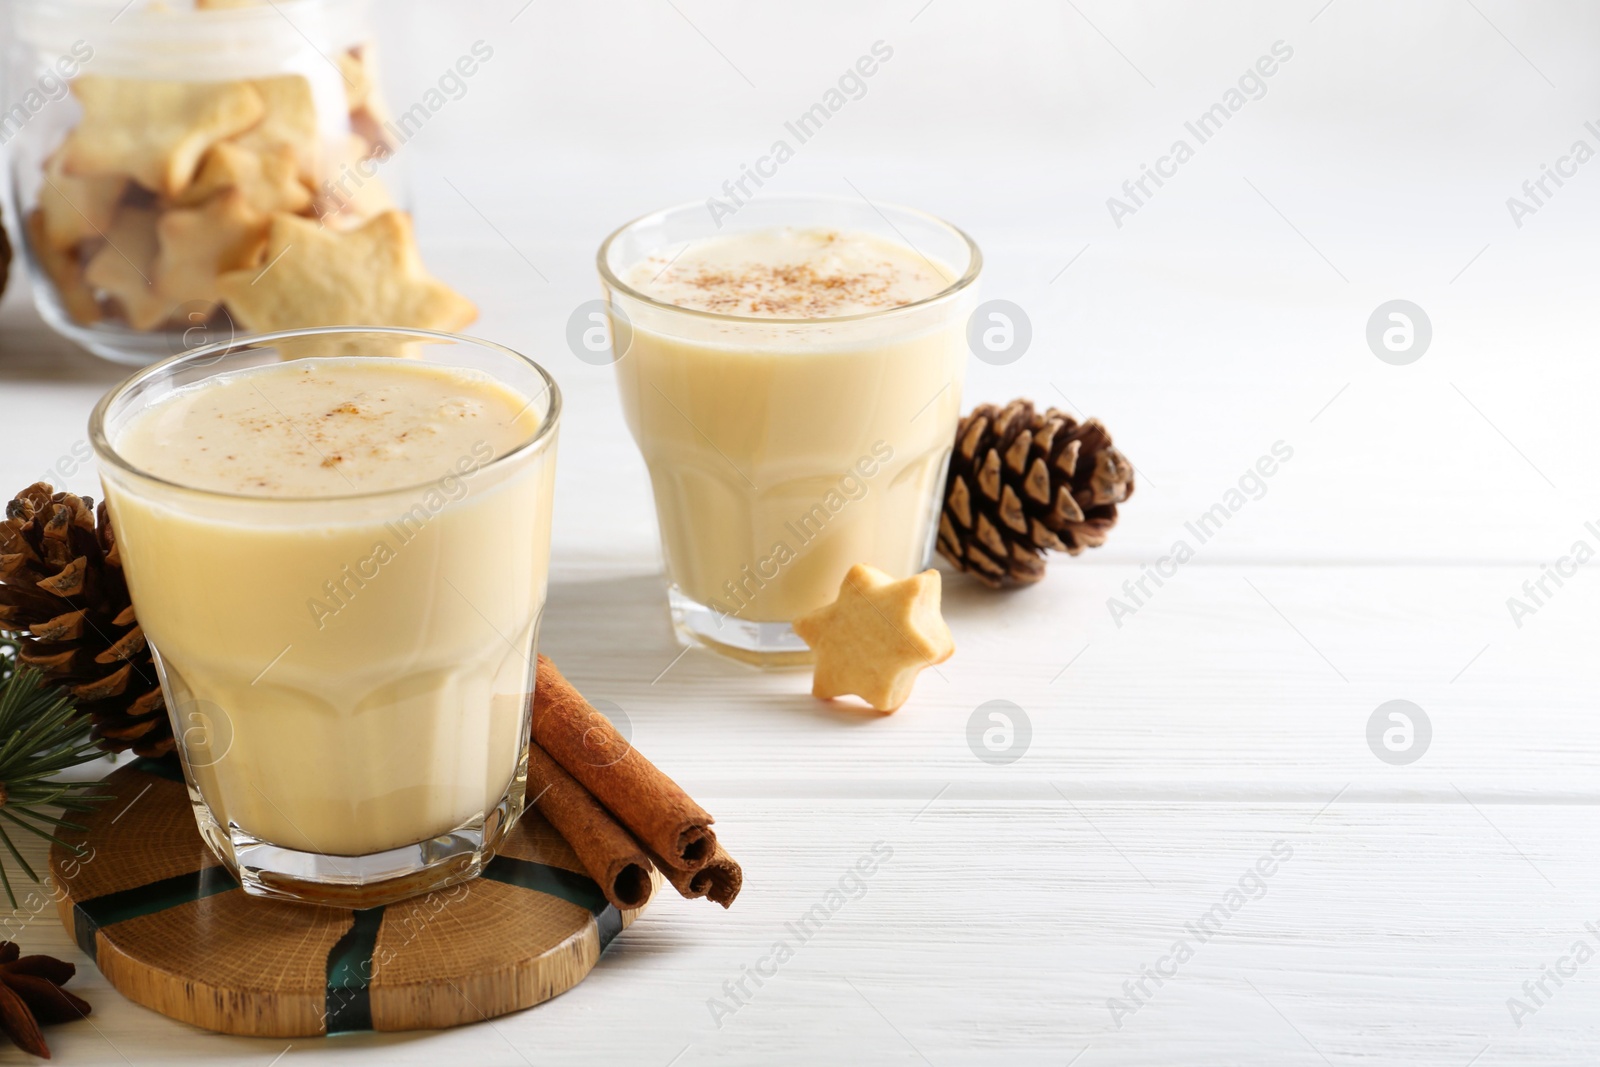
(2, 0), (408, 365)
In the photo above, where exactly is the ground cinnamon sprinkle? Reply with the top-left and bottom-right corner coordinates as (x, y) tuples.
(627, 228), (952, 318)
(662, 262), (919, 317)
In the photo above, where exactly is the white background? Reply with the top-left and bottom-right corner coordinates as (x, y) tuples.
(3, 1), (1600, 1063)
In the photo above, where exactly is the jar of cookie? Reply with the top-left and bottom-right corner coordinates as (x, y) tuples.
(2, 0), (473, 365)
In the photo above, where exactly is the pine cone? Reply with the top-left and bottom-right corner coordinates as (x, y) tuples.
(0, 204), (11, 303)
(0, 484), (171, 757)
(937, 399), (1134, 587)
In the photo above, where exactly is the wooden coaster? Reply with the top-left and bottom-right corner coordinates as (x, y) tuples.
(47, 759), (654, 1037)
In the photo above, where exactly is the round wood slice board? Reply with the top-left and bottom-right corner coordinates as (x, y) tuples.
(46, 758), (655, 1038)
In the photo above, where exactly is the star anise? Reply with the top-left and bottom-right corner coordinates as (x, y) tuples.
(0, 942), (91, 1058)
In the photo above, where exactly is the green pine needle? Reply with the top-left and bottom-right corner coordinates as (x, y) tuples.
(0, 637), (110, 907)
(0, 821), (38, 884)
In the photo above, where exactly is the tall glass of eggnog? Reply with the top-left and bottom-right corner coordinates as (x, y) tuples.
(90, 327), (561, 907)
(598, 196), (981, 666)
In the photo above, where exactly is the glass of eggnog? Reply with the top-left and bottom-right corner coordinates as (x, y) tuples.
(598, 195), (981, 666)
(89, 327), (561, 907)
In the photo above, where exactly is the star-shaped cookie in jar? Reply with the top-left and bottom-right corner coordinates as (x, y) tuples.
(793, 564), (956, 713)
(215, 211), (476, 342)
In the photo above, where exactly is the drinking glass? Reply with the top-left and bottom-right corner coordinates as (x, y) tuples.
(598, 195), (980, 666)
(90, 327), (561, 907)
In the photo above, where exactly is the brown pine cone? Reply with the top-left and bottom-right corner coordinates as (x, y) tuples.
(937, 399), (1134, 587)
(0, 483), (172, 758)
(0, 941), (92, 1058)
(0, 203), (11, 304)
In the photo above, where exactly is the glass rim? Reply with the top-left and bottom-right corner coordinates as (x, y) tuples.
(595, 193), (983, 326)
(13, 0), (353, 17)
(89, 326), (562, 505)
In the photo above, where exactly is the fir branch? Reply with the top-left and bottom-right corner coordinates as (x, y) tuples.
(0, 641), (107, 907)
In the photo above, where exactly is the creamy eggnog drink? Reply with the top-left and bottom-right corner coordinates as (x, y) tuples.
(600, 198), (980, 664)
(91, 330), (560, 905)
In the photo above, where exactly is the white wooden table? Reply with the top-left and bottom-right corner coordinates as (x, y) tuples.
(3, 1), (1600, 1062)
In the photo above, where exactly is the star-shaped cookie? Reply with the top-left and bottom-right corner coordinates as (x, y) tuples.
(154, 189), (269, 313)
(37, 152), (126, 250)
(339, 46), (378, 114)
(83, 206), (166, 330)
(177, 143), (311, 215)
(25, 210), (100, 325)
(792, 564), (955, 713)
(315, 135), (396, 229)
(233, 75), (319, 177)
(62, 76), (266, 196)
(214, 209), (476, 336)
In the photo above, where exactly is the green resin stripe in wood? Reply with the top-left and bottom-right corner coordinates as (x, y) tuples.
(324, 907), (385, 1034)
(65, 761), (630, 1034)
(130, 756), (185, 783)
(481, 855), (606, 914)
(72, 866), (238, 963)
(481, 855), (622, 947)
(70, 856), (617, 1031)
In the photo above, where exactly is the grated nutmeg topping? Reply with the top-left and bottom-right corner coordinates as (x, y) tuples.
(625, 228), (953, 319)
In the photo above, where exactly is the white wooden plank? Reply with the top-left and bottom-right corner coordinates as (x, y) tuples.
(7, 799), (1597, 1066)
(538, 562), (1598, 796)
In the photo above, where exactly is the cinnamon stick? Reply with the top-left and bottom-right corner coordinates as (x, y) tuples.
(654, 843), (743, 909)
(526, 742), (653, 911)
(532, 655), (716, 871)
